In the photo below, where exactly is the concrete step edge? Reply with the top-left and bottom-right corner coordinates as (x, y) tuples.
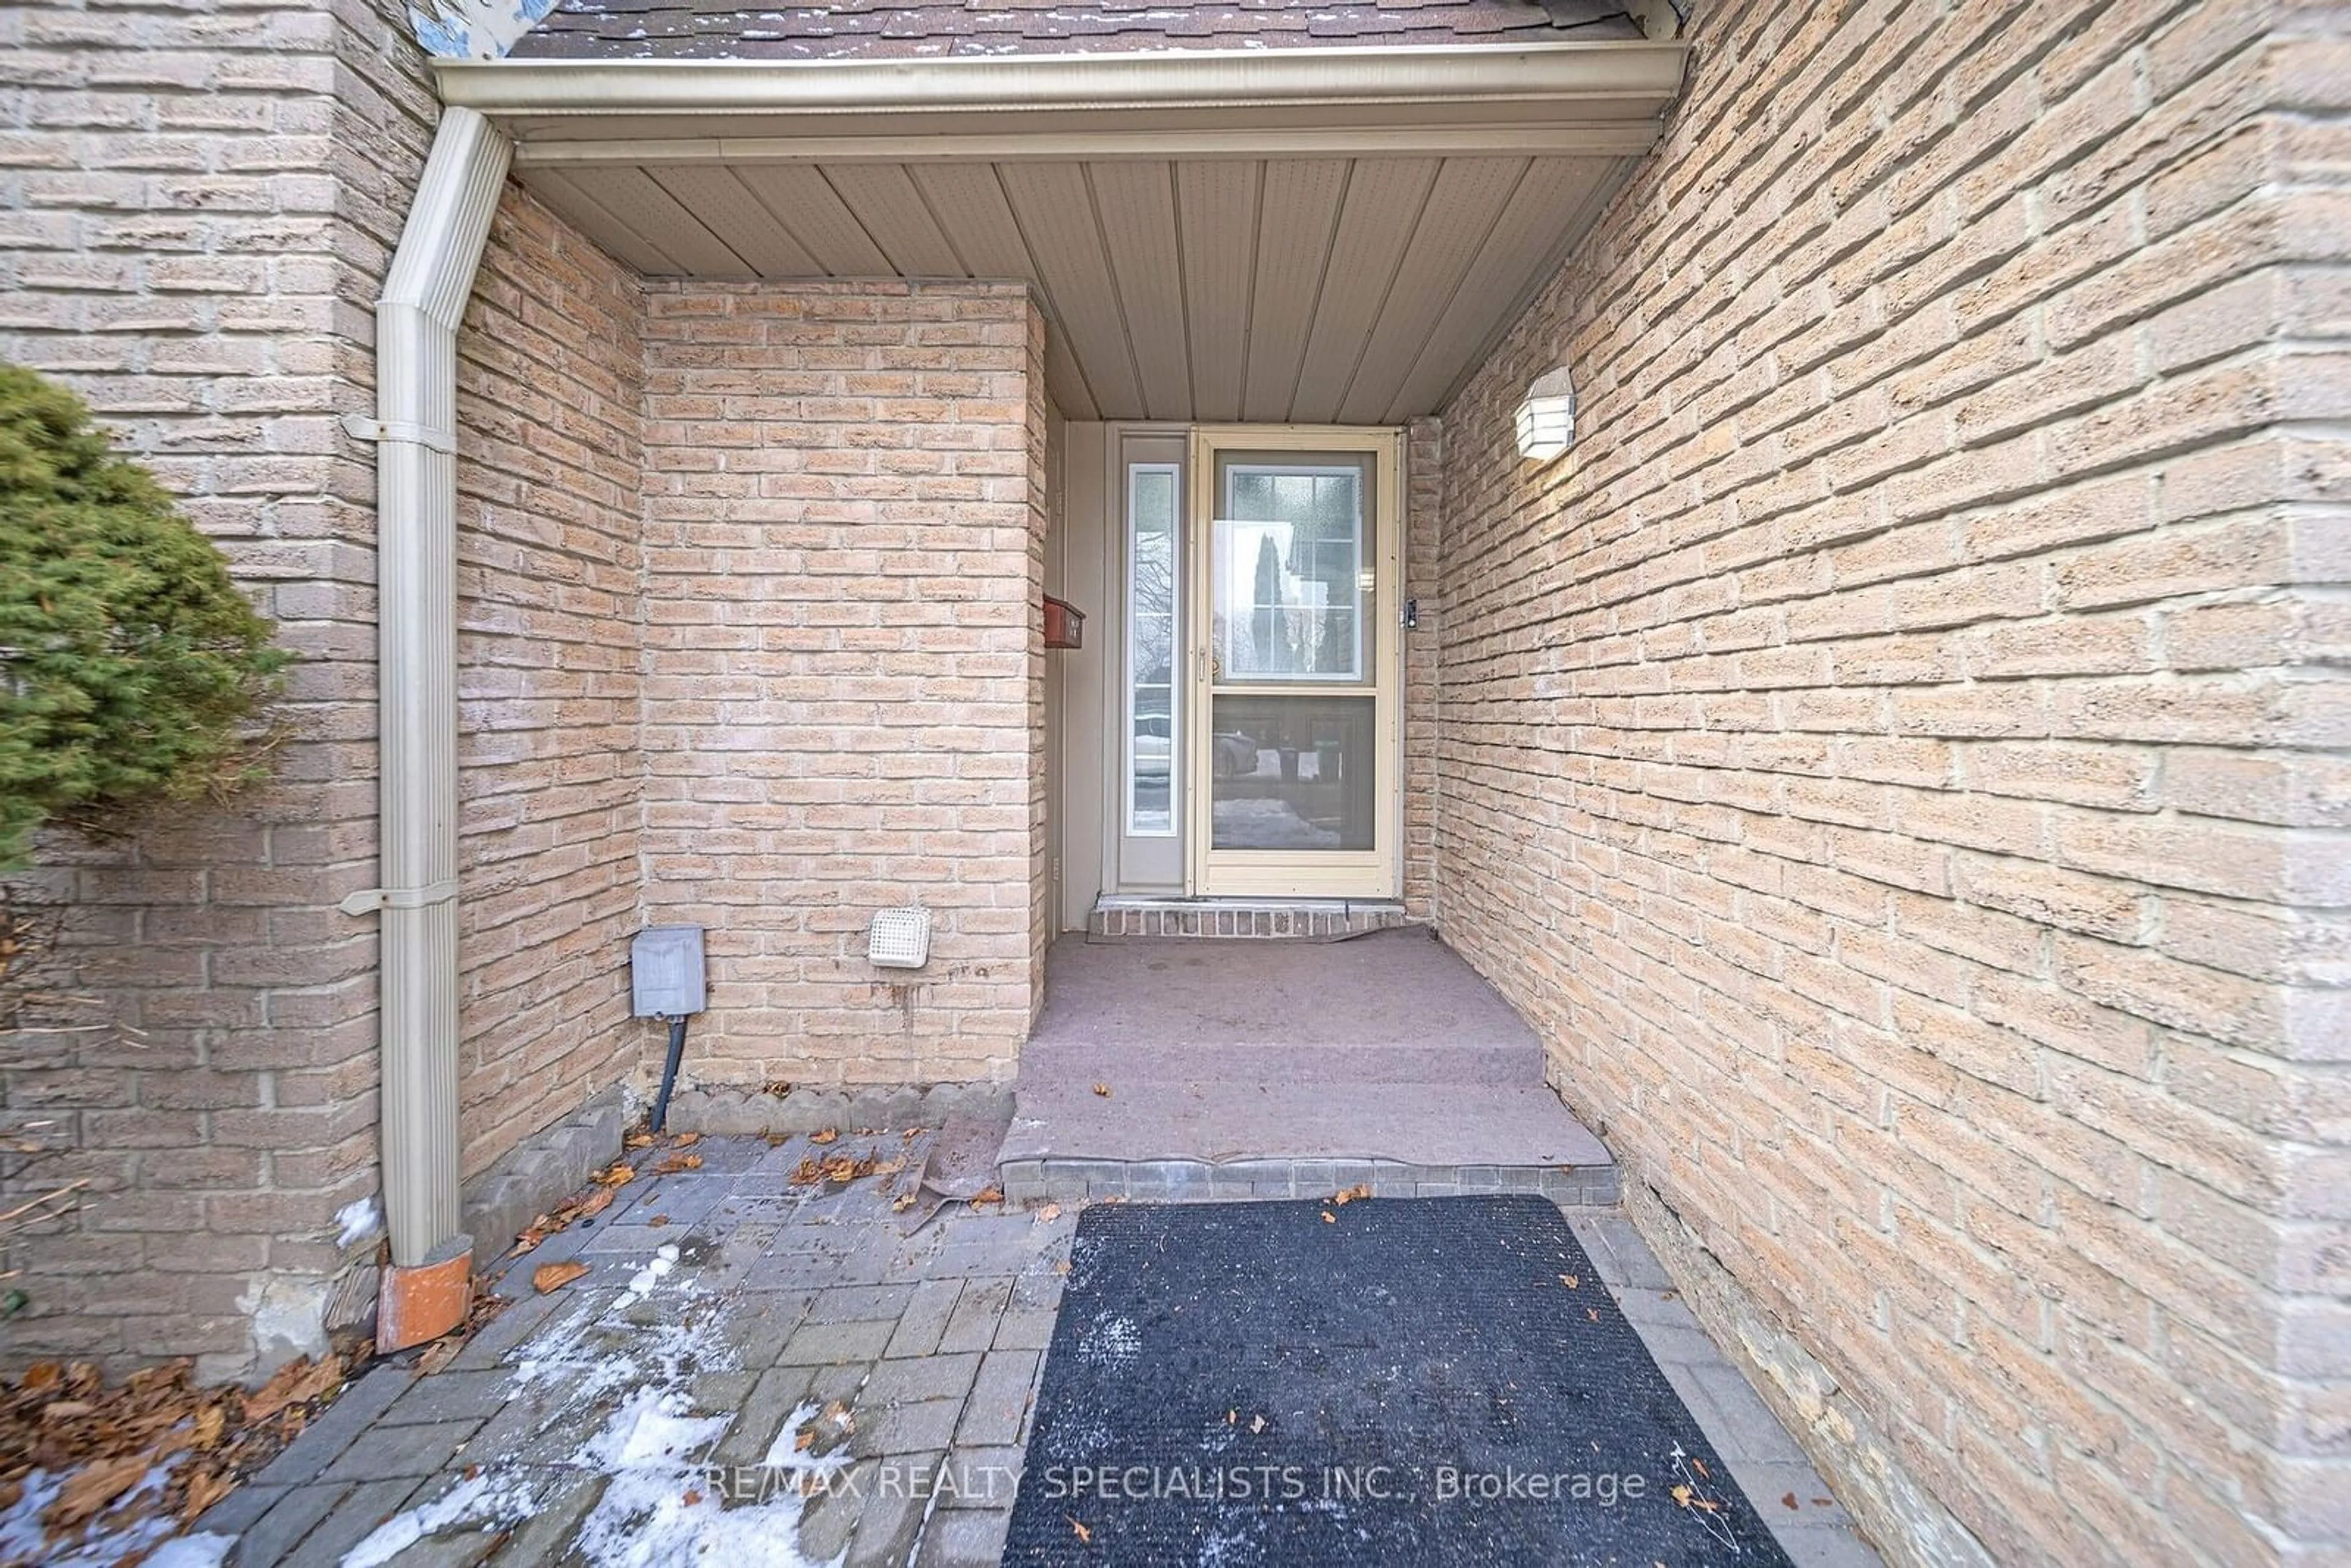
(1000, 1155), (1621, 1207)
(1018, 1041), (1544, 1086)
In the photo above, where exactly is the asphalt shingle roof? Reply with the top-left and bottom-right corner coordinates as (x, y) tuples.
(509, 0), (1643, 62)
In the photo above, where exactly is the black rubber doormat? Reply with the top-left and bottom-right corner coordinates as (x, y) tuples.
(1004, 1196), (1795, 1567)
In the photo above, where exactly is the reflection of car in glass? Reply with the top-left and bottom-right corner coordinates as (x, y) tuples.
(1133, 715), (1171, 779)
(1212, 731), (1259, 778)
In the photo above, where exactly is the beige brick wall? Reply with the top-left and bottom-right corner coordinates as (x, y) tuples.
(636, 280), (1048, 1089)
(0, 0), (433, 1378)
(1404, 416), (1442, 920)
(452, 184), (648, 1181)
(1432, 2), (2350, 1563)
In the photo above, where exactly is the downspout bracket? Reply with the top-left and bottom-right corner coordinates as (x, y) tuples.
(340, 880), (462, 917)
(342, 412), (457, 454)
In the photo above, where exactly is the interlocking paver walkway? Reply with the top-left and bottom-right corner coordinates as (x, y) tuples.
(204, 1131), (1880, 1567)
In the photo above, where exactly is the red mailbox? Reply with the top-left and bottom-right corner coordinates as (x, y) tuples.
(1043, 595), (1085, 650)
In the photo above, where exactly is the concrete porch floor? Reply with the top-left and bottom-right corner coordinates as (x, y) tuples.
(1000, 929), (1615, 1202)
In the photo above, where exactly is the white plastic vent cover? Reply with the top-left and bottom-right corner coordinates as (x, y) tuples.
(630, 924), (707, 1017)
(868, 907), (932, 969)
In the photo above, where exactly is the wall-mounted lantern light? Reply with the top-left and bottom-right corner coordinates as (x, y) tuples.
(1513, 367), (1576, 462)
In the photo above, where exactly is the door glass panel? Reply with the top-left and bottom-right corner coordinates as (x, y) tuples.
(1209, 694), (1376, 851)
(1210, 455), (1372, 685)
(1127, 463), (1179, 836)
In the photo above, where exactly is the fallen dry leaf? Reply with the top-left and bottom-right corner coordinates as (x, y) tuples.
(516, 1180), (620, 1255)
(1692, 1457), (1711, 1480)
(45, 1452), (151, 1531)
(792, 1147), (896, 1187)
(1559, 1274), (1579, 1290)
(415, 1335), (465, 1376)
(972, 1185), (1005, 1206)
(179, 1466), (234, 1523)
(1782, 1491), (1799, 1511)
(673, 1132), (701, 1147)
(681, 1488), (701, 1507)
(532, 1261), (590, 1294)
(652, 1152), (704, 1175)
(891, 1193), (917, 1212)
(1321, 1210), (1336, 1223)
(1090, 1083), (1111, 1098)
(1035, 1203), (1062, 1223)
(811, 1128), (839, 1145)
(1671, 1485), (1693, 1509)
(1586, 1308), (1600, 1322)
(647, 1215), (670, 1228)
(190, 1404), (225, 1452)
(593, 1163), (635, 1187)
(1331, 1184), (1371, 1205)
(625, 1132), (654, 1149)
(244, 1356), (340, 1424)
(1069, 1517), (1093, 1544)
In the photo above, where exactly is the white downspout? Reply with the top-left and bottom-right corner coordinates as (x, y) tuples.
(343, 105), (510, 1341)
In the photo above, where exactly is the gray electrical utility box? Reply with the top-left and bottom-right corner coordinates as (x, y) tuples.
(630, 925), (707, 1018)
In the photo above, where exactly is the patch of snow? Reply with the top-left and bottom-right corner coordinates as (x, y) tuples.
(585, 1387), (729, 1471)
(336, 1197), (383, 1247)
(350, 1234), (837, 1566)
(761, 1401), (825, 1469)
(340, 1472), (531, 1568)
(624, 1243), (682, 1300)
(146, 1534), (235, 1568)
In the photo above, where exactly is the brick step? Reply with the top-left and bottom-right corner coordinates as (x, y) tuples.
(997, 1079), (1617, 1207)
(1089, 896), (1413, 940)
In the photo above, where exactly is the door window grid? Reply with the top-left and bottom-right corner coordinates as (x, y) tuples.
(1212, 463), (1367, 683)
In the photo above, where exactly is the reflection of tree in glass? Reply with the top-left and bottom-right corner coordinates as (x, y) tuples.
(1133, 521), (1175, 686)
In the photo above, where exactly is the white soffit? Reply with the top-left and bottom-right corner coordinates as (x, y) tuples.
(436, 43), (1685, 421)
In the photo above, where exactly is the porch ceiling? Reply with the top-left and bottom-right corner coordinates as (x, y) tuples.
(439, 42), (1685, 421)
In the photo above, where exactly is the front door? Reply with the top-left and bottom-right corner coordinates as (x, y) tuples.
(1187, 427), (1402, 898)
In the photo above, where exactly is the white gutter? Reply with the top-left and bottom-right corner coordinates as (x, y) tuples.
(435, 40), (1689, 127)
(347, 105), (511, 1280)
